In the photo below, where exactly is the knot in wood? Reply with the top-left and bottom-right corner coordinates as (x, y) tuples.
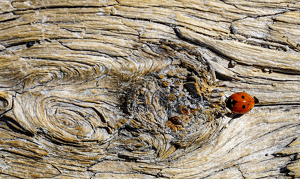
(114, 57), (225, 161)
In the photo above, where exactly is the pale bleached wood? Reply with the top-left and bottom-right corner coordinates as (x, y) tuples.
(0, 0), (299, 178)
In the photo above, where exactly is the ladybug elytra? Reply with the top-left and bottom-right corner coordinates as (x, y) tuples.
(226, 92), (259, 114)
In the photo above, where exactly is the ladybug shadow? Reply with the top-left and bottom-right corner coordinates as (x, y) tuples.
(225, 113), (243, 119)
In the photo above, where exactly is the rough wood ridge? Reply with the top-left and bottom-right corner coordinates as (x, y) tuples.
(0, 0), (299, 178)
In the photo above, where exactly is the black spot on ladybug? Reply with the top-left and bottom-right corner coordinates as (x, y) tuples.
(247, 103), (249, 105)
(242, 105), (245, 109)
(241, 95), (245, 99)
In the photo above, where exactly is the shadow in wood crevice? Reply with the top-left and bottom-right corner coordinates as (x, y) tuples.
(273, 150), (299, 178)
(0, 115), (34, 137)
(215, 71), (237, 81)
(280, 166), (294, 178)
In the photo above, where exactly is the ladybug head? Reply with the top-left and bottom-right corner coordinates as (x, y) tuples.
(225, 97), (236, 110)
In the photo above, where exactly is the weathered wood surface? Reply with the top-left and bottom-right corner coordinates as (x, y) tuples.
(0, 0), (300, 178)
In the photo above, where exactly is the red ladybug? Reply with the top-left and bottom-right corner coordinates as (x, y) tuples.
(226, 92), (259, 114)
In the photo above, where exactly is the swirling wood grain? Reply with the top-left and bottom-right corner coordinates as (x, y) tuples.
(0, 0), (299, 178)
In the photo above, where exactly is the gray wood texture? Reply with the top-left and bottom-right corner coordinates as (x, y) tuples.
(0, 0), (299, 178)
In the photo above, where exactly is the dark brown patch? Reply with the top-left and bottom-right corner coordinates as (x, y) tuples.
(181, 108), (189, 115)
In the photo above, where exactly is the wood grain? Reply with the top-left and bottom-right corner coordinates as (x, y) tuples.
(0, 0), (299, 178)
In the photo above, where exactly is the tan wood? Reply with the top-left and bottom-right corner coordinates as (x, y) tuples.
(0, 0), (299, 178)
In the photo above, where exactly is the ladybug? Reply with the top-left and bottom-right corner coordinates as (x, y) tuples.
(226, 92), (259, 114)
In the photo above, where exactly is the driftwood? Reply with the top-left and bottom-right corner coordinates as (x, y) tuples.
(0, 0), (299, 178)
